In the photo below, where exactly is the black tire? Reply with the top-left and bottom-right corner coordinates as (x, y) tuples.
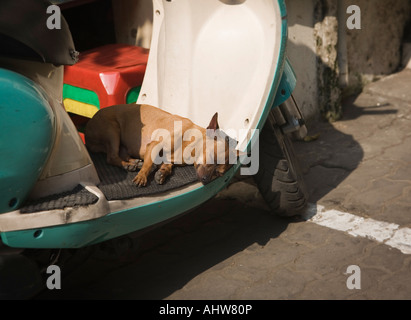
(253, 111), (308, 217)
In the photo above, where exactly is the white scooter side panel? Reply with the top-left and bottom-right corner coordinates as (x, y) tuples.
(138, 0), (283, 150)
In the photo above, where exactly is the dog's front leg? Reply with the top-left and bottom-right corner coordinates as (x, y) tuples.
(132, 140), (160, 187)
(154, 163), (173, 185)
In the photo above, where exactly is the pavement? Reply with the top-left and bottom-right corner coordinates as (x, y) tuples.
(36, 68), (411, 300)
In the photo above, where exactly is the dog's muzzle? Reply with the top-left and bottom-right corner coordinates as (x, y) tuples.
(195, 165), (215, 185)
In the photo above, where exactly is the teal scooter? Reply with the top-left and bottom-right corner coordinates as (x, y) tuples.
(0, 0), (307, 298)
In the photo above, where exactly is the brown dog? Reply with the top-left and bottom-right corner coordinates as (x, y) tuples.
(85, 104), (235, 186)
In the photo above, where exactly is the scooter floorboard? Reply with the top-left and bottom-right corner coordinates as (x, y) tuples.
(90, 152), (198, 201)
(19, 153), (198, 214)
(20, 185), (98, 214)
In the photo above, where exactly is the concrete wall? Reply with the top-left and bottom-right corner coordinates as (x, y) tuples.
(286, 0), (320, 122)
(286, 0), (411, 122)
(344, 0), (411, 89)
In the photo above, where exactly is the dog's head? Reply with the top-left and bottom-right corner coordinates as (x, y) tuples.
(194, 113), (236, 185)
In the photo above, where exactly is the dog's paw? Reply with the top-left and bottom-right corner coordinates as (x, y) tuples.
(133, 173), (147, 187)
(123, 159), (143, 172)
(154, 170), (167, 185)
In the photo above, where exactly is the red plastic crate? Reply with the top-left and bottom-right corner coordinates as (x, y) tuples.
(64, 43), (149, 112)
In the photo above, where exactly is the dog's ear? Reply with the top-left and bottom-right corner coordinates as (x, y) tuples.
(207, 112), (219, 131)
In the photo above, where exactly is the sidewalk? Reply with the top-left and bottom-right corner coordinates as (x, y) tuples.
(298, 69), (411, 226)
(37, 69), (411, 300)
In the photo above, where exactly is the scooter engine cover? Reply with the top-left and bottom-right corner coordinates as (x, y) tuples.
(0, 68), (55, 214)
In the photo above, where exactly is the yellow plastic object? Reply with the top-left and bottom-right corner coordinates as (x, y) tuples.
(63, 98), (99, 119)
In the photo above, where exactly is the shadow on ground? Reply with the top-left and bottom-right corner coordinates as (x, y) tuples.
(36, 199), (290, 299)
(295, 94), (397, 206)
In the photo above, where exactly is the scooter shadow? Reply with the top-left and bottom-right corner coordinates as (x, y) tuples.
(296, 94), (397, 219)
(36, 198), (290, 300)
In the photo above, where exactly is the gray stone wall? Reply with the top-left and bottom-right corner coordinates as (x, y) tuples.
(287, 0), (411, 122)
(345, 0), (411, 89)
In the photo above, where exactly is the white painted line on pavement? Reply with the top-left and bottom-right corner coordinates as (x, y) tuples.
(302, 203), (411, 255)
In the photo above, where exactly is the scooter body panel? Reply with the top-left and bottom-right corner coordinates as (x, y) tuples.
(0, 68), (55, 214)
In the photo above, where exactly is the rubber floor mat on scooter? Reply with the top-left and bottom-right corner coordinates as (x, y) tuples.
(20, 185), (99, 214)
(90, 152), (198, 201)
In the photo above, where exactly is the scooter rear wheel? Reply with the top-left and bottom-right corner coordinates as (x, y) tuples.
(253, 110), (308, 217)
